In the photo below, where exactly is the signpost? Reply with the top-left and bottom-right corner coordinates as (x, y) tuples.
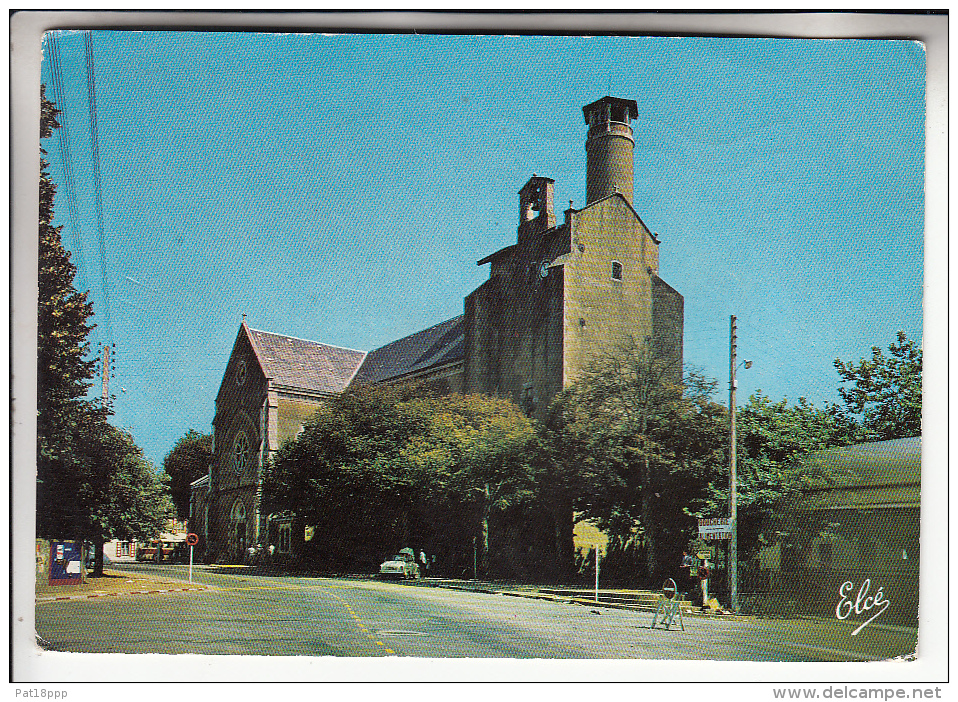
(698, 517), (731, 540)
(186, 532), (199, 583)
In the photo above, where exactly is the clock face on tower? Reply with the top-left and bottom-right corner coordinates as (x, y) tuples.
(538, 261), (551, 279)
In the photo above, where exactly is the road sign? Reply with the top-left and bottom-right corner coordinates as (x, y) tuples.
(662, 577), (677, 600)
(651, 578), (684, 631)
(698, 517), (731, 540)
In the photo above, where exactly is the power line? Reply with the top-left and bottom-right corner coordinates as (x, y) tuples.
(84, 30), (113, 348)
(45, 33), (87, 287)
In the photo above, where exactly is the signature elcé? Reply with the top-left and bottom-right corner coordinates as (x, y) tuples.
(836, 579), (890, 635)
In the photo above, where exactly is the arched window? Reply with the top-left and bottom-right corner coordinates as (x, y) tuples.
(231, 500), (246, 523)
(611, 260), (623, 281)
(235, 358), (247, 386)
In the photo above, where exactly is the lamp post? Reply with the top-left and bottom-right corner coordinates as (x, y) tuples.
(471, 484), (490, 578)
(729, 315), (751, 613)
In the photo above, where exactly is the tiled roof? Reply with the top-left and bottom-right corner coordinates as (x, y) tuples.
(352, 316), (465, 386)
(247, 327), (366, 395)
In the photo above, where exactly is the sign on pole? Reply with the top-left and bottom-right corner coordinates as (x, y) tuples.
(698, 517), (732, 540)
(651, 578), (684, 631)
(186, 533), (199, 583)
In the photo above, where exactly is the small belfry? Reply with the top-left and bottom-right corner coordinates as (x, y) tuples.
(201, 95), (684, 567)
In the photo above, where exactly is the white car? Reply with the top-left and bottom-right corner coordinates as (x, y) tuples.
(378, 553), (420, 580)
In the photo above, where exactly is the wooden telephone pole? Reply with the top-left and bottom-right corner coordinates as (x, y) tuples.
(729, 315), (739, 612)
(100, 343), (115, 408)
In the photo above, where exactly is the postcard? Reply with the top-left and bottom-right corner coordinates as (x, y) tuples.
(12, 10), (947, 698)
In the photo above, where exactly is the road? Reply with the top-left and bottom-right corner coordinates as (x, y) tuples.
(35, 564), (917, 660)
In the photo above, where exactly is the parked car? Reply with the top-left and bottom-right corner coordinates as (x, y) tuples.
(378, 552), (420, 580)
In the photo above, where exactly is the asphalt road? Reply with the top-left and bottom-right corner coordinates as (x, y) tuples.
(35, 564), (917, 660)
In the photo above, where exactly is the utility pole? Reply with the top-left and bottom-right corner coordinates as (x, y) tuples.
(729, 316), (739, 612)
(101, 343), (111, 406)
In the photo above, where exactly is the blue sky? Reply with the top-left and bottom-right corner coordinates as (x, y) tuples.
(40, 31), (925, 466)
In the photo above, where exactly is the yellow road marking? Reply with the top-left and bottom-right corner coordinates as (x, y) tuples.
(321, 587), (400, 657)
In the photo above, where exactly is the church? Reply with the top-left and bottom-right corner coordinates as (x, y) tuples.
(193, 96), (684, 566)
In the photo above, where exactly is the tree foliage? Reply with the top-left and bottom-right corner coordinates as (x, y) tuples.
(37, 86), (97, 435)
(163, 430), (212, 519)
(834, 331), (921, 441)
(40, 411), (174, 575)
(37, 83), (104, 539)
(544, 340), (728, 584)
(79, 422), (175, 576)
(702, 392), (861, 561)
(263, 385), (542, 576)
(37, 86), (173, 575)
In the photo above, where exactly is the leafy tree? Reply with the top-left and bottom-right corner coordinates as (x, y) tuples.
(401, 392), (544, 578)
(163, 430), (212, 519)
(834, 331), (921, 441)
(263, 385), (542, 577)
(702, 392), (861, 562)
(37, 84), (104, 540)
(545, 340), (728, 585)
(80, 422), (175, 576)
(36, 86), (172, 575)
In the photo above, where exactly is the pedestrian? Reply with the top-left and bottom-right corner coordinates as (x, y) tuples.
(697, 559), (711, 610)
(419, 550), (428, 578)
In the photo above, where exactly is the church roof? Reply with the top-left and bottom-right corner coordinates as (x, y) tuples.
(247, 327), (366, 395)
(352, 316), (464, 386)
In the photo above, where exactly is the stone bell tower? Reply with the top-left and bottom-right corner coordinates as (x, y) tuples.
(518, 174), (555, 240)
(583, 96), (639, 206)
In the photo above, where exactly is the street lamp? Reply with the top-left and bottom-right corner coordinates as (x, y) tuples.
(471, 484), (490, 579)
(729, 314), (752, 613)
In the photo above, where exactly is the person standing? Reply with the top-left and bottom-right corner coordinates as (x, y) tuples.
(419, 550), (428, 579)
(697, 559), (711, 610)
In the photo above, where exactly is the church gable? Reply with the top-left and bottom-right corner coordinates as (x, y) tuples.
(246, 328), (366, 396)
(215, 324), (267, 409)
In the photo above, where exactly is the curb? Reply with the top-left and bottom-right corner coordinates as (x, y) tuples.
(37, 584), (210, 602)
(418, 580), (743, 619)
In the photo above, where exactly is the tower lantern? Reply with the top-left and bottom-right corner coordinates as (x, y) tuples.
(583, 96), (638, 206)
